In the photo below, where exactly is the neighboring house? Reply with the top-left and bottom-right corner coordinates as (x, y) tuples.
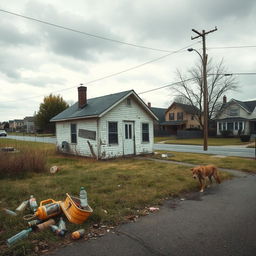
(150, 102), (202, 135)
(8, 119), (24, 132)
(215, 96), (256, 136)
(23, 116), (35, 133)
(51, 86), (158, 159)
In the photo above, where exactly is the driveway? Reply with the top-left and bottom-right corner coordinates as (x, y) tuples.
(154, 143), (255, 158)
(49, 170), (256, 256)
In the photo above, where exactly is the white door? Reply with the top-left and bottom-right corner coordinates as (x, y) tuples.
(123, 122), (135, 155)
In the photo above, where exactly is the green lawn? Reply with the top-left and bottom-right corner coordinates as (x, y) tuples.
(155, 137), (251, 146)
(0, 139), (232, 255)
(153, 151), (256, 173)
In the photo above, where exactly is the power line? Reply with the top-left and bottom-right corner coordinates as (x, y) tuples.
(0, 41), (200, 103)
(138, 78), (195, 95)
(0, 8), (173, 53)
(208, 45), (256, 50)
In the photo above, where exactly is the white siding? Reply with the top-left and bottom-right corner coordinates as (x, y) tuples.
(99, 97), (154, 159)
(56, 119), (98, 157)
(55, 96), (155, 159)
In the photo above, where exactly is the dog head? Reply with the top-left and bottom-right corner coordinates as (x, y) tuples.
(191, 167), (202, 179)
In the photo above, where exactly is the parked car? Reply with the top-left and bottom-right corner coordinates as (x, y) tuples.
(0, 130), (7, 136)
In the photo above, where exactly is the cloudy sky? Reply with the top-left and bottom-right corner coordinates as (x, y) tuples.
(0, 0), (256, 122)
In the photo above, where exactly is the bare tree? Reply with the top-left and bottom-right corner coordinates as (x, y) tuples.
(172, 58), (237, 128)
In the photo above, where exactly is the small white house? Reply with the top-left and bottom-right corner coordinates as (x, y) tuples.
(51, 86), (158, 159)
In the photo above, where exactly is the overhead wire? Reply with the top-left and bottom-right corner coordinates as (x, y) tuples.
(0, 8), (173, 53)
(0, 41), (200, 103)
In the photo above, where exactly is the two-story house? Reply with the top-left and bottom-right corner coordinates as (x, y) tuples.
(215, 96), (256, 136)
(150, 102), (202, 135)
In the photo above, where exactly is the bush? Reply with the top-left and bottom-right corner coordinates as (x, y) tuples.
(0, 149), (47, 178)
(220, 130), (233, 138)
(240, 135), (251, 142)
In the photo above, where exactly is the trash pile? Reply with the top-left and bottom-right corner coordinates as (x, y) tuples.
(3, 187), (93, 247)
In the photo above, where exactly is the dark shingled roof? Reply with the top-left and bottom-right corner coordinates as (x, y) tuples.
(51, 90), (133, 122)
(235, 100), (256, 113)
(150, 107), (166, 123)
(169, 102), (200, 115)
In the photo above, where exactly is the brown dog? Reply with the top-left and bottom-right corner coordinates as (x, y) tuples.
(191, 165), (221, 192)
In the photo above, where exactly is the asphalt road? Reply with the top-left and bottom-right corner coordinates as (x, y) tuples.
(49, 170), (256, 256)
(154, 143), (255, 158)
(3, 136), (255, 158)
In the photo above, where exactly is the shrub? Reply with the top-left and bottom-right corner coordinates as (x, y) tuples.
(220, 130), (233, 138)
(0, 149), (47, 178)
(240, 135), (251, 142)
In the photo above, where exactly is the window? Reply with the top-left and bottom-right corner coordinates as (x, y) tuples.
(227, 122), (234, 131)
(218, 123), (222, 131)
(234, 122), (238, 130)
(177, 112), (183, 120)
(71, 123), (77, 143)
(169, 113), (175, 120)
(239, 122), (243, 130)
(229, 108), (239, 116)
(126, 98), (131, 106)
(125, 124), (132, 139)
(223, 123), (227, 130)
(191, 115), (194, 120)
(142, 123), (149, 142)
(108, 122), (118, 144)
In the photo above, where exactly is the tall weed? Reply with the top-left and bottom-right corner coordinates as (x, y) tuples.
(0, 149), (47, 178)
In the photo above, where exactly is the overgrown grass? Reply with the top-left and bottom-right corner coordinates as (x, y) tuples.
(0, 139), (232, 255)
(155, 137), (250, 146)
(153, 151), (256, 173)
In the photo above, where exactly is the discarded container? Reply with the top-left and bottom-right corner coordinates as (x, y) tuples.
(71, 229), (85, 240)
(3, 208), (17, 216)
(35, 199), (62, 220)
(36, 219), (55, 231)
(58, 217), (67, 232)
(7, 228), (32, 247)
(60, 193), (93, 224)
(16, 200), (29, 212)
(50, 166), (59, 174)
(79, 187), (88, 208)
(28, 219), (43, 227)
(50, 225), (65, 236)
(29, 195), (38, 213)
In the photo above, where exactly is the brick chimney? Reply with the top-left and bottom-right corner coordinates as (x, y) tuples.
(78, 86), (87, 108)
(223, 95), (227, 104)
(148, 102), (151, 108)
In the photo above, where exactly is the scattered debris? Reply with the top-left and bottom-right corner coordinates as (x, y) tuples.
(29, 195), (38, 213)
(149, 207), (160, 212)
(50, 166), (60, 174)
(180, 198), (185, 201)
(0, 147), (15, 152)
(15, 200), (29, 212)
(3, 208), (17, 216)
(50, 225), (65, 236)
(36, 219), (55, 231)
(71, 229), (85, 240)
(7, 228), (32, 247)
(161, 154), (168, 158)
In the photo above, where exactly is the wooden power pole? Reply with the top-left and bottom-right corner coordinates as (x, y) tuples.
(191, 27), (217, 151)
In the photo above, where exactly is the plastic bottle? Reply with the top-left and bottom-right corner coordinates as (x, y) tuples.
(16, 200), (29, 212)
(7, 228), (32, 247)
(79, 187), (88, 208)
(3, 208), (17, 216)
(71, 229), (85, 240)
(50, 225), (65, 236)
(58, 217), (67, 232)
(28, 219), (43, 227)
(29, 195), (38, 213)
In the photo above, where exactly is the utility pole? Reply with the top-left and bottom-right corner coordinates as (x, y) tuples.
(191, 27), (217, 151)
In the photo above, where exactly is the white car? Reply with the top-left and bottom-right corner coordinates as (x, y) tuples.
(0, 130), (7, 136)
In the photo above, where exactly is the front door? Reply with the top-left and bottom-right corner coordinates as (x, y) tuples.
(123, 122), (135, 155)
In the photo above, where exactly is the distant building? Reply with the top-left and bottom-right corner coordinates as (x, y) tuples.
(215, 96), (256, 136)
(23, 116), (35, 133)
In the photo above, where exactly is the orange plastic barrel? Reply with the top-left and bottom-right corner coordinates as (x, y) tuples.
(35, 199), (62, 220)
(60, 193), (93, 224)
